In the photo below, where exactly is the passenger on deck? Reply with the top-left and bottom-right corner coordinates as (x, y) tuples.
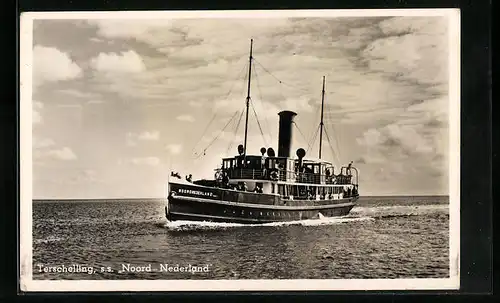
(186, 174), (193, 183)
(171, 171), (181, 179)
(307, 189), (314, 200)
(325, 168), (331, 183)
(222, 172), (230, 188)
(347, 187), (351, 197)
(347, 161), (353, 175)
(238, 182), (248, 191)
(254, 185), (263, 193)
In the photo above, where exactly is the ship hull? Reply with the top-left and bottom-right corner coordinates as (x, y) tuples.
(166, 181), (358, 224)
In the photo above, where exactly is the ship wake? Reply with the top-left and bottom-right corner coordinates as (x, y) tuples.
(351, 204), (449, 219)
(162, 215), (374, 231)
(161, 204), (448, 231)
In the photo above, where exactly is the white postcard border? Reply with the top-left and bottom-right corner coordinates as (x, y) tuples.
(20, 8), (461, 292)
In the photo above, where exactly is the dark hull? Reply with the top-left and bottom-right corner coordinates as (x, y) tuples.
(166, 181), (358, 224)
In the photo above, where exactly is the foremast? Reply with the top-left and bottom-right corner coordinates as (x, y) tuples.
(243, 39), (253, 157)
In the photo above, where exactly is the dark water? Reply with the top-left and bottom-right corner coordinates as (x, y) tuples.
(32, 196), (449, 280)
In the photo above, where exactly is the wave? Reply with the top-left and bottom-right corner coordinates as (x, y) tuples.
(350, 204), (449, 219)
(34, 236), (64, 244)
(161, 204), (448, 231)
(162, 216), (375, 231)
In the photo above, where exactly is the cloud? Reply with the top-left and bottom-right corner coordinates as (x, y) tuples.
(357, 123), (435, 155)
(32, 101), (44, 125)
(56, 89), (100, 99)
(176, 115), (195, 122)
(46, 147), (77, 161)
(126, 130), (160, 146)
(33, 137), (55, 149)
(90, 19), (173, 41)
(166, 144), (182, 154)
(33, 45), (82, 87)
(130, 157), (160, 166)
(90, 50), (146, 73)
(65, 169), (104, 184)
(32, 109), (42, 125)
(138, 131), (160, 141)
(281, 96), (314, 113)
(189, 101), (203, 108)
(126, 132), (138, 146)
(31, 17), (452, 197)
(362, 17), (448, 86)
(56, 103), (83, 109)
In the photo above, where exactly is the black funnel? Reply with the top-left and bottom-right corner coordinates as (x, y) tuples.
(277, 110), (297, 158)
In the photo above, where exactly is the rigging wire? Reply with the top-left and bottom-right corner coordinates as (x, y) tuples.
(226, 109), (245, 155)
(253, 58), (310, 94)
(292, 122), (309, 148)
(306, 125), (321, 154)
(323, 127), (342, 167)
(251, 61), (273, 144)
(191, 61), (249, 154)
(191, 114), (218, 155)
(194, 110), (240, 159)
(249, 98), (268, 147)
(303, 99), (323, 154)
(325, 102), (343, 163)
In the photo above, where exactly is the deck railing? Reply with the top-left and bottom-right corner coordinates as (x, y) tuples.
(217, 168), (356, 185)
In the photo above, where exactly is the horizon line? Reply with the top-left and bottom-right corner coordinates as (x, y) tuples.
(32, 194), (450, 201)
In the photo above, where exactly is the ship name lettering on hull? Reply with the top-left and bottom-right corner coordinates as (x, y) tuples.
(178, 188), (215, 197)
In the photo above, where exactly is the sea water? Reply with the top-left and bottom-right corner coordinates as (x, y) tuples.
(32, 196), (450, 280)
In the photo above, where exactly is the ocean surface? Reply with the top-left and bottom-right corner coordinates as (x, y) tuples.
(32, 196), (450, 280)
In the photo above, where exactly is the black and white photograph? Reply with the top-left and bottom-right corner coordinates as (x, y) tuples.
(20, 9), (460, 291)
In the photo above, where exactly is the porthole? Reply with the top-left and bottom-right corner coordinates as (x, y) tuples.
(232, 210), (235, 214)
(267, 212), (270, 216)
(249, 212), (252, 215)
(273, 212), (275, 216)
(260, 212), (263, 216)
(223, 210), (226, 213)
(241, 210), (244, 215)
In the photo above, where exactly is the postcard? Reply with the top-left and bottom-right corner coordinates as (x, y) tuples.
(20, 9), (460, 291)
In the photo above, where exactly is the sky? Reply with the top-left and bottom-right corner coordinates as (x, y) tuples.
(28, 12), (454, 198)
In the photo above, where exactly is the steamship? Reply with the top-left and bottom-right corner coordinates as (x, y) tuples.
(165, 40), (359, 224)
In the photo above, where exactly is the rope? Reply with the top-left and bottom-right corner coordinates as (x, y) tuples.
(250, 98), (268, 147)
(226, 109), (245, 155)
(194, 110), (240, 159)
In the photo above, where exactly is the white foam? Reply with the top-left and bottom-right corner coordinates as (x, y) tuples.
(34, 236), (64, 244)
(162, 204), (447, 231)
(351, 204), (449, 218)
(163, 215), (374, 231)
